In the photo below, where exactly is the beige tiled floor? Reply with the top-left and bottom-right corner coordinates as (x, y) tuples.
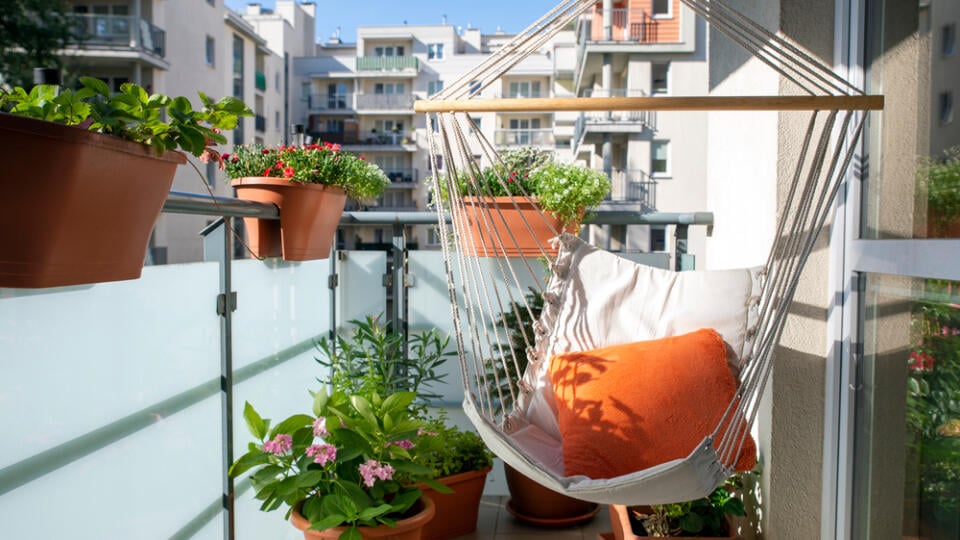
(454, 495), (612, 540)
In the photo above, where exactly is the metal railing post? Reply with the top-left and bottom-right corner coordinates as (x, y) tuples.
(218, 217), (236, 540)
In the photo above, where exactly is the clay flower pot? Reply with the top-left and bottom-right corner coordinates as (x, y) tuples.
(0, 112), (184, 288)
(418, 466), (491, 540)
(607, 504), (742, 539)
(454, 196), (580, 258)
(503, 463), (599, 527)
(232, 177), (347, 261)
(290, 495), (436, 540)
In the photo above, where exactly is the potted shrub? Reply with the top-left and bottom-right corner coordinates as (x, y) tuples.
(0, 78), (250, 287)
(606, 474), (750, 539)
(222, 143), (390, 260)
(316, 315), (494, 539)
(444, 147), (611, 257)
(414, 414), (494, 540)
(229, 388), (442, 540)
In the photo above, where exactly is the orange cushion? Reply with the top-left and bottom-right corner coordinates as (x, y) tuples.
(548, 328), (757, 479)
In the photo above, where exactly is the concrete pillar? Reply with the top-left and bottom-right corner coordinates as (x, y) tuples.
(603, 0), (613, 40)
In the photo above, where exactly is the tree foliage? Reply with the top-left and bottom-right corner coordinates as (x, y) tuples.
(0, 0), (80, 88)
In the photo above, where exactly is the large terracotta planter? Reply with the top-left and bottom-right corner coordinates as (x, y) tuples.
(0, 112), (184, 288)
(607, 504), (741, 539)
(290, 495), (435, 540)
(418, 466), (491, 540)
(232, 177), (346, 261)
(454, 197), (579, 258)
(503, 463), (599, 527)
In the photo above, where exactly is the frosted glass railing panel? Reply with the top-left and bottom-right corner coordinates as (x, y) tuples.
(231, 258), (332, 371)
(337, 251), (388, 326)
(0, 262), (222, 538)
(0, 263), (220, 468)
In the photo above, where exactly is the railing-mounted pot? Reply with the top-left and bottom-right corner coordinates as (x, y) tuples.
(223, 142), (389, 261)
(0, 78), (251, 288)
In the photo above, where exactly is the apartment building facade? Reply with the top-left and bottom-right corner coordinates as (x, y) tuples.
(61, 0), (314, 263)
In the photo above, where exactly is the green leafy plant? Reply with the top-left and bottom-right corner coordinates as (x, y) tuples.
(230, 388), (444, 540)
(442, 147), (611, 228)
(221, 142), (390, 201)
(414, 413), (494, 478)
(919, 146), (960, 237)
(0, 77), (251, 158)
(629, 474), (749, 537)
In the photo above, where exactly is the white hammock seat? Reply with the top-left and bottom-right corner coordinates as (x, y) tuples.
(418, 0), (883, 505)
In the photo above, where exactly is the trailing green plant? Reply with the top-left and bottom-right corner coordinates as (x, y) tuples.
(439, 147), (611, 227)
(485, 288), (544, 415)
(0, 77), (251, 158)
(221, 142), (390, 201)
(630, 473), (749, 537)
(315, 315), (453, 417)
(230, 387), (446, 540)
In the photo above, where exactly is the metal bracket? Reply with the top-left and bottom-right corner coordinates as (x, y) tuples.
(217, 292), (237, 316)
(382, 273), (393, 288)
(405, 273), (416, 288)
(328, 274), (339, 289)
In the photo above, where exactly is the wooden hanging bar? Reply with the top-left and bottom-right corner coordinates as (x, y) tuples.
(413, 95), (884, 113)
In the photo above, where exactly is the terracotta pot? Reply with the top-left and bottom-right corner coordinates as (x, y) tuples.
(232, 177), (346, 261)
(607, 504), (741, 539)
(454, 196), (580, 258)
(0, 112), (184, 288)
(290, 495), (435, 540)
(418, 466), (491, 540)
(503, 463), (599, 527)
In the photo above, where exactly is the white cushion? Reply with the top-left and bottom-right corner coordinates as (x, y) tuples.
(517, 234), (762, 440)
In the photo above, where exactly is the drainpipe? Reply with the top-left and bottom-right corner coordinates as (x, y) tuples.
(602, 0), (613, 41)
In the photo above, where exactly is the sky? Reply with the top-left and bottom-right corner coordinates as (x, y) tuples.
(224, 0), (560, 43)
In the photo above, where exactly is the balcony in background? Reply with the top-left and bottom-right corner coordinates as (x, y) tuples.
(306, 93), (354, 112)
(577, 9), (659, 43)
(356, 56), (419, 73)
(254, 71), (266, 92)
(355, 93), (416, 111)
(383, 168), (419, 184)
(494, 129), (555, 147)
(605, 169), (658, 212)
(68, 13), (167, 59)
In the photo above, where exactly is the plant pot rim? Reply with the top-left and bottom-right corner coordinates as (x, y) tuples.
(419, 465), (492, 489)
(0, 111), (186, 164)
(290, 495), (436, 536)
(231, 176), (348, 194)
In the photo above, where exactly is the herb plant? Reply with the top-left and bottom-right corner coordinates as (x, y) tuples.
(630, 474), (749, 537)
(0, 77), (251, 158)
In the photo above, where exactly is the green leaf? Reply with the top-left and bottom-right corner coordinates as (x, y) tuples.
(227, 450), (271, 477)
(679, 512), (704, 533)
(80, 76), (111, 96)
(296, 470), (325, 487)
(268, 414), (314, 439)
(309, 514), (348, 531)
(350, 395), (379, 427)
(313, 387), (330, 416)
(420, 477), (454, 494)
(381, 391), (416, 414)
(388, 489), (421, 514)
(243, 402), (267, 440)
(340, 527), (363, 540)
(357, 504), (392, 521)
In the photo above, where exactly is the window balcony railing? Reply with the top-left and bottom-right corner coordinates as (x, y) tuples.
(254, 71), (267, 92)
(608, 169), (658, 211)
(0, 188), (709, 539)
(383, 168), (419, 184)
(307, 130), (415, 147)
(356, 56), (419, 72)
(307, 93), (354, 111)
(494, 129), (555, 147)
(576, 9), (659, 43)
(573, 89), (657, 152)
(355, 93), (416, 110)
(68, 13), (166, 58)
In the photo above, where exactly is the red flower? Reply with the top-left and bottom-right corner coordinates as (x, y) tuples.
(263, 166), (273, 176)
(909, 350), (935, 371)
(283, 166), (295, 178)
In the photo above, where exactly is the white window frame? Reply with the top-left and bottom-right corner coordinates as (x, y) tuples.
(651, 62), (670, 95)
(650, 140), (670, 177)
(651, 0), (673, 19)
(427, 80), (444, 96)
(427, 43), (445, 60)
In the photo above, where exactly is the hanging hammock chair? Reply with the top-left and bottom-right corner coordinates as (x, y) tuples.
(416, 0), (882, 505)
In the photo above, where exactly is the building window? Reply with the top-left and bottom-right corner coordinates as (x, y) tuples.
(275, 111), (280, 130)
(508, 81), (541, 98)
(206, 0), (214, 5)
(652, 0), (671, 18)
(428, 80), (444, 96)
(275, 71), (281, 92)
(205, 36), (215, 66)
(374, 46), (404, 57)
(652, 63), (669, 95)
(944, 23), (957, 56)
(650, 227), (666, 252)
(206, 160), (217, 188)
(301, 82), (311, 100)
(427, 43), (445, 60)
(374, 82), (404, 94)
(430, 117), (439, 132)
(940, 91), (954, 125)
(232, 34), (243, 99)
(469, 80), (482, 95)
(651, 141), (670, 176)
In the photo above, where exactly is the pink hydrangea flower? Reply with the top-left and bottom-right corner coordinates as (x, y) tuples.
(263, 434), (292, 455)
(313, 417), (328, 438)
(386, 439), (414, 450)
(306, 444), (337, 466)
(358, 460), (395, 487)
